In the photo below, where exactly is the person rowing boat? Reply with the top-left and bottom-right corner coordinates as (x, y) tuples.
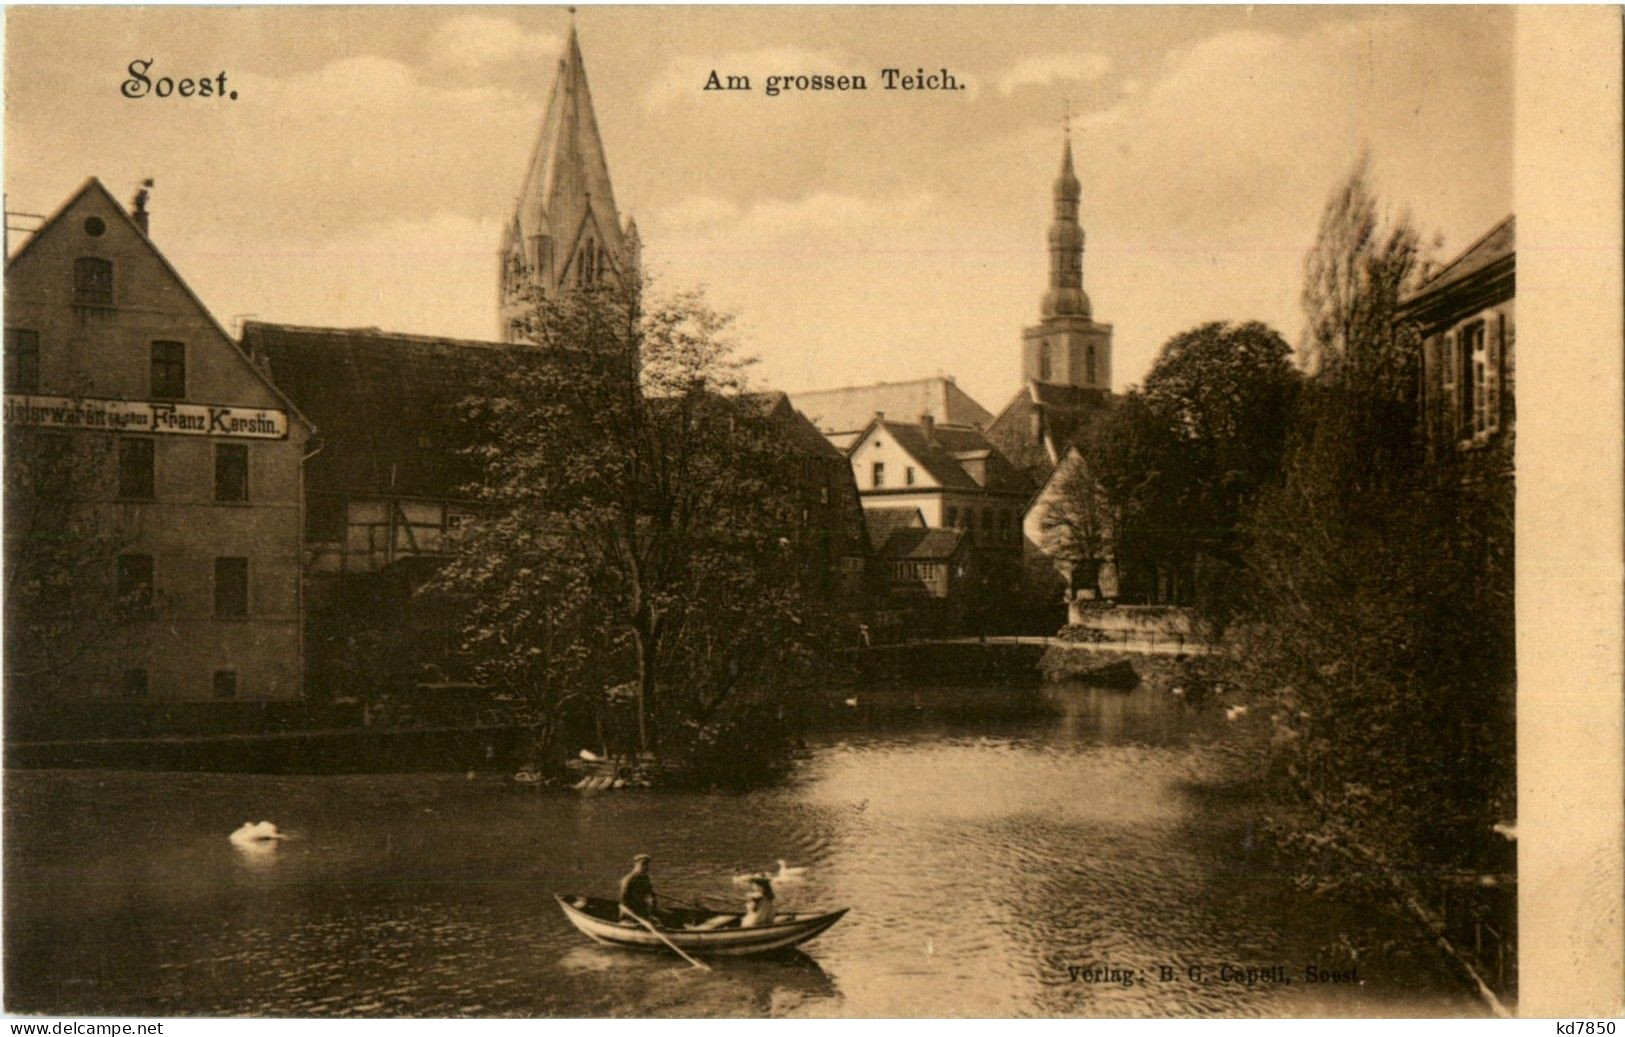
(618, 852), (673, 927)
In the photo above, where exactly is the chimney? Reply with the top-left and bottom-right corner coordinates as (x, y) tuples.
(920, 411), (935, 441)
(131, 179), (153, 235)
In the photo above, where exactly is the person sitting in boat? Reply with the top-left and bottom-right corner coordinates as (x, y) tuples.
(618, 853), (662, 924)
(740, 876), (777, 928)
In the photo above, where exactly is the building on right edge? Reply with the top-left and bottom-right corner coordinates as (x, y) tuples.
(1399, 215), (1515, 471)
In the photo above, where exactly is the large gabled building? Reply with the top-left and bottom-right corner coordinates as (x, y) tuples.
(4, 179), (313, 712)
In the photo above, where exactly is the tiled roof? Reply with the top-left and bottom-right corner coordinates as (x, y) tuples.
(790, 377), (994, 434)
(876, 421), (1031, 495)
(747, 391), (847, 459)
(1405, 216), (1515, 304)
(985, 381), (1112, 482)
(245, 322), (516, 499)
(880, 527), (966, 561)
(863, 506), (925, 551)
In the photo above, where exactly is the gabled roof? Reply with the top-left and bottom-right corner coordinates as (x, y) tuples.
(747, 391), (848, 459)
(244, 322), (519, 498)
(7, 177), (314, 433)
(1405, 215), (1515, 304)
(857, 418), (1031, 495)
(880, 527), (967, 562)
(863, 506), (925, 552)
(985, 380), (1112, 482)
(789, 376), (994, 434)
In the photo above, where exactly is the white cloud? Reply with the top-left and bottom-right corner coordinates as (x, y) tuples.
(426, 15), (561, 72)
(997, 52), (1113, 96)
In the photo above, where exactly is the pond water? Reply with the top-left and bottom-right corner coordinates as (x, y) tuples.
(4, 681), (1480, 1017)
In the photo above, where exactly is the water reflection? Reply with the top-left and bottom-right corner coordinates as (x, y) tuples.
(4, 678), (1481, 1018)
(231, 838), (280, 870)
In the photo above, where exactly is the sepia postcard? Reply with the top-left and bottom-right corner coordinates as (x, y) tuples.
(2, 4), (1621, 1023)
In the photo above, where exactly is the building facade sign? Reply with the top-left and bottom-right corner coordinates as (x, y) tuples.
(4, 394), (289, 440)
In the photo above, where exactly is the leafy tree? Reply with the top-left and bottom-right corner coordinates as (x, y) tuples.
(1139, 321), (1299, 564)
(1299, 153), (1427, 382)
(434, 279), (837, 775)
(1058, 322), (1298, 612)
(1236, 159), (1514, 919)
(3, 423), (140, 704)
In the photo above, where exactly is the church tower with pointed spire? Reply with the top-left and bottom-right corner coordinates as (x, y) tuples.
(1020, 133), (1112, 389)
(499, 18), (638, 341)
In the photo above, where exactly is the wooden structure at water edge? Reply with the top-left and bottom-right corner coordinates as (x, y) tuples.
(565, 752), (682, 792)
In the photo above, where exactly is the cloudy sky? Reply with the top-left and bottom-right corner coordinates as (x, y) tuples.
(5, 6), (1513, 412)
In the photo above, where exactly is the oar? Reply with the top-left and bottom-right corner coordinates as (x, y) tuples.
(658, 892), (724, 914)
(624, 909), (712, 971)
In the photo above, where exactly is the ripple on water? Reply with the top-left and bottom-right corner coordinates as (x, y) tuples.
(5, 687), (1480, 1018)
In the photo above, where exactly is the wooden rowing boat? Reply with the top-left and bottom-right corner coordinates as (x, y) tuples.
(554, 894), (848, 957)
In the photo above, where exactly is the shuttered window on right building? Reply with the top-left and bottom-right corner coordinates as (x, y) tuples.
(1443, 311), (1505, 446)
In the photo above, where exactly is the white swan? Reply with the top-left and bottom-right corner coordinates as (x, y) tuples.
(733, 859), (810, 886)
(229, 820), (285, 845)
(773, 859), (809, 881)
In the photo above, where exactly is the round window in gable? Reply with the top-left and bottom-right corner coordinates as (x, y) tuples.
(83, 216), (106, 237)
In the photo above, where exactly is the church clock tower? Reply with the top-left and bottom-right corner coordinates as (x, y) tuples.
(1021, 134), (1112, 389)
(499, 19), (640, 341)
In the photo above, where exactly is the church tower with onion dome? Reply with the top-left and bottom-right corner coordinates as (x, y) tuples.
(1020, 133), (1112, 389)
(498, 17), (640, 341)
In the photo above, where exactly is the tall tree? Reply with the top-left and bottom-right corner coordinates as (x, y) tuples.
(1299, 153), (1426, 383)
(1237, 161), (1513, 903)
(1057, 322), (1297, 610)
(435, 279), (834, 766)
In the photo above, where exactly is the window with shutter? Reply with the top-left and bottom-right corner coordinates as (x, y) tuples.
(1455, 322), (1487, 443)
(1441, 329), (1458, 440)
(1485, 310), (1504, 435)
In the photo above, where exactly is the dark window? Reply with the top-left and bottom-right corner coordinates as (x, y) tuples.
(306, 494), (346, 541)
(905, 466), (916, 486)
(150, 341), (186, 399)
(117, 554), (154, 610)
(82, 216), (106, 238)
(1039, 342), (1052, 381)
(214, 443), (248, 502)
(117, 438), (155, 500)
(5, 328), (40, 393)
(212, 670), (237, 699)
(871, 462), (885, 488)
(1087, 345), (1097, 384)
(25, 431), (73, 500)
(946, 506), (958, 527)
(121, 668), (149, 699)
(73, 257), (113, 306)
(214, 557), (248, 617)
